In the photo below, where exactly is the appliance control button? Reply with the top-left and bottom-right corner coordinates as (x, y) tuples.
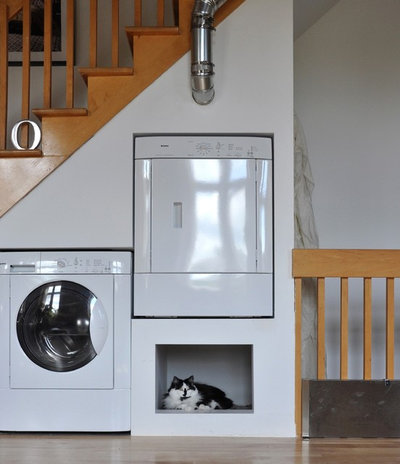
(57, 259), (67, 268)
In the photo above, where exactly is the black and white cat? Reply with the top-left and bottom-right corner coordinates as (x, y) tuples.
(162, 375), (233, 411)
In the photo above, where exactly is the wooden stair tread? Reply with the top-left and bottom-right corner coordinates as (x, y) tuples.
(33, 108), (88, 119)
(0, 149), (42, 158)
(79, 67), (133, 84)
(126, 26), (179, 36)
(125, 26), (180, 50)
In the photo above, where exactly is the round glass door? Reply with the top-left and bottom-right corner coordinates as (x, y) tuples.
(16, 280), (108, 372)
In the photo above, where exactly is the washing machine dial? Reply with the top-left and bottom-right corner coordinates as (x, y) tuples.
(57, 259), (67, 269)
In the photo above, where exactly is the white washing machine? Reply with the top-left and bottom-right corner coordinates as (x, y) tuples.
(0, 251), (131, 432)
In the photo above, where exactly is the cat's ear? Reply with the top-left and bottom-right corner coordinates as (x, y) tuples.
(172, 376), (180, 385)
(187, 375), (194, 383)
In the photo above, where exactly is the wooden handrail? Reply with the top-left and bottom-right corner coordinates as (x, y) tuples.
(293, 249), (400, 277)
(293, 249), (400, 436)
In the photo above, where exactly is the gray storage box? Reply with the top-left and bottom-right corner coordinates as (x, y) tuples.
(302, 379), (400, 438)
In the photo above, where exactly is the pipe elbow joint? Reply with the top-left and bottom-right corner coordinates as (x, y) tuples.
(191, 0), (227, 105)
(192, 87), (215, 105)
(191, 64), (215, 105)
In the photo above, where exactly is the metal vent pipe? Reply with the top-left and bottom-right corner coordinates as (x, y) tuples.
(191, 0), (227, 105)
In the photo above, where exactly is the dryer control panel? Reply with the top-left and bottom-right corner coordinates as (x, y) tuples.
(134, 135), (272, 159)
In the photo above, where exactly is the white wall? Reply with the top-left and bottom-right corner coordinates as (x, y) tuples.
(1, 0), (294, 435)
(295, 0), (400, 249)
(295, 0), (400, 379)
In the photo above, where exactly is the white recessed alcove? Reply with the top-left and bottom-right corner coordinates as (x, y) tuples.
(131, 319), (290, 436)
(155, 344), (253, 412)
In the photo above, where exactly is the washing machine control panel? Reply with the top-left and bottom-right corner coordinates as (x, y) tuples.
(0, 252), (131, 274)
(41, 252), (131, 274)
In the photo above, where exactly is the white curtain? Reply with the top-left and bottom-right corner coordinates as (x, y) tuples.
(294, 114), (319, 379)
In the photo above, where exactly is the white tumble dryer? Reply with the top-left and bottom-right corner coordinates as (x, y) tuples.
(134, 134), (274, 317)
(0, 251), (131, 432)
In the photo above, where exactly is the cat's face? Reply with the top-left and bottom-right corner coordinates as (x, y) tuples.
(168, 376), (198, 401)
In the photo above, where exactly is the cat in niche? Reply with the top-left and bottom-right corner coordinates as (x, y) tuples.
(162, 375), (233, 411)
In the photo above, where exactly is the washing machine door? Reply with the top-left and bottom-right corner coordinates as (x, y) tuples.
(16, 280), (108, 373)
(10, 274), (114, 389)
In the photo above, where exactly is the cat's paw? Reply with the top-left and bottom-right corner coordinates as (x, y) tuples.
(198, 404), (212, 411)
(176, 404), (194, 411)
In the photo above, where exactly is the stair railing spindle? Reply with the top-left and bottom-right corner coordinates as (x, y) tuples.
(0, 1), (8, 149)
(157, 0), (165, 26)
(317, 277), (326, 380)
(20, 0), (30, 148)
(386, 277), (395, 379)
(66, 0), (75, 108)
(363, 277), (372, 380)
(43, 0), (52, 108)
(294, 277), (303, 437)
(112, 0), (119, 67)
(340, 277), (349, 379)
(90, 0), (98, 67)
(134, 0), (142, 26)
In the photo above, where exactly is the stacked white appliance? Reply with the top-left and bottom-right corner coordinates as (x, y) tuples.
(134, 134), (273, 317)
(0, 251), (131, 432)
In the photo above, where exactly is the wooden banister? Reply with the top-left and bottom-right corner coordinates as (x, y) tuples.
(293, 249), (400, 277)
(293, 249), (400, 436)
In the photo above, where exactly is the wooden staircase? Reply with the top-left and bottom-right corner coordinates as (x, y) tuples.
(0, 0), (245, 217)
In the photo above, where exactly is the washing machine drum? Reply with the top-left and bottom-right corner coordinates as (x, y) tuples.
(16, 280), (108, 373)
